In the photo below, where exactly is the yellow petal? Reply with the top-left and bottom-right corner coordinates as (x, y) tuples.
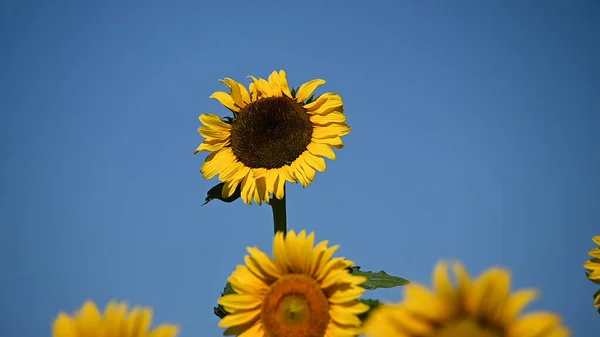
(280, 165), (297, 182)
(249, 76), (273, 98)
(290, 159), (309, 187)
(247, 246), (281, 279)
(312, 136), (343, 149)
(299, 157), (316, 184)
(210, 91), (240, 112)
(304, 93), (343, 114)
(265, 170), (278, 195)
(231, 165), (251, 182)
(307, 142), (336, 160)
(267, 71), (282, 97)
(126, 307), (152, 336)
(104, 301), (127, 337)
(329, 306), (361, 326)
(240, 175), (256, 204)
(274, 173), (286, 199)
(220, 78), (250, 106)
(433, 262), (456, 300)
(236, 322), (263, 337)
(53, 314), (77, 337)
(194, 138), (229, 154)
(453, 262), (472, 295)
(296, 79), (326, 102)
(273, 231), (290, 273)
(363, 307), (408, 337)
(254, 177), (269, 204)
(315, 257), (347, 282)
(584, 259), (600, 272)
(76, 301), (101, 335)
(278, 70), (292, 98)
(464, 269), (495, 317)
(403, 284), (452, 322)
(593, 236), (600, 246)
(542, 326), (571, 337)
(218, 309), (261, 328)
(218, 294), (262, 311)
(503, 289), (538, 323)
(310, 111), (347, 125)
(482, 269), (512, 323)
(200, 149), (236, 179)
(229, 265), (269, 294)
(199, 114), (231, 130)
(508, 312), (562, 337)
(329, 287), (365, 304)
(222, 178), (242, 198)
(219, 161), (244, 182)
(589, 248), (600, 258)
(312, 123), (351, 138)
(381, 306), (434, 336)
(327, 324), (362, 337)
(308, 240), (332, 278)
(149, 325), (179, 337)
(284, 230), (303, 272)
(340, 301), (370, 314)
(198, 125), (230, 140)
(249, 82), (258, 101)
(313, 244), (340, 280)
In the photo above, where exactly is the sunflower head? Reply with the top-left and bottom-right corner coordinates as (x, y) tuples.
(53, 300), (179, 337)
(584, 235), (600, 310)
(195, 70), (350, 205)
(363, 261), (570, 337)
(217, 230), (369, 337)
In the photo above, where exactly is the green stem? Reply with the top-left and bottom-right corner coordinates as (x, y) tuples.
(270, 186), (287, 235)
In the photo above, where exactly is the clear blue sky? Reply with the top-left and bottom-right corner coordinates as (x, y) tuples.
(1, 1), (599, 336)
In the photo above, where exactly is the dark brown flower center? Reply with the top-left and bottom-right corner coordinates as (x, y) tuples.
(231, 96), (313, 169)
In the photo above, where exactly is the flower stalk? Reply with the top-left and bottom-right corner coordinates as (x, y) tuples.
(270, 185), (287, 235)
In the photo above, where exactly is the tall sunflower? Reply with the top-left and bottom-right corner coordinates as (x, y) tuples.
(195, 70), (350, 205)
(218, 230), (369, 337)
(584, 235), (600, 309)
(363, 261), (570, 337)
(53, 300), (179, 337)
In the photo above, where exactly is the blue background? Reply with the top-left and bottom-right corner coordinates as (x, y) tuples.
(1, 1), (599, 336)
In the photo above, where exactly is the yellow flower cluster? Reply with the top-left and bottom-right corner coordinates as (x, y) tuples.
(51, 70), (583, 337)
(584, 236), (600, 308)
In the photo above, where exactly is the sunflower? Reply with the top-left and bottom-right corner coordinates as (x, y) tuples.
(584, 235), (600, 308)
(363, 261), (570, 337)
(218, 229), (369, 337)
(194, 70), (350, 205)
(53, 300), (179, 337)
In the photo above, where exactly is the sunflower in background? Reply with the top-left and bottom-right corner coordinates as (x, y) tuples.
(217, 230), (368, 337)
(195, 70), (350, 205)
(53, 300), (179, 337)
(363, 261), (570, 337)
(584, 235), (600, 310)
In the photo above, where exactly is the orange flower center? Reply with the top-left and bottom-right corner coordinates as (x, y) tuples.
(261, 274), (330, 337)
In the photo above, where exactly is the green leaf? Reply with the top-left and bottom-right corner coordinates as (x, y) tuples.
(349, 266), (410, 290)
(357, 298), (381, 322)
(202, 183), (241, 206)
(214, 282), (236, 319)
(305, 93), (316, 104)
(290, 87), (297, 99)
